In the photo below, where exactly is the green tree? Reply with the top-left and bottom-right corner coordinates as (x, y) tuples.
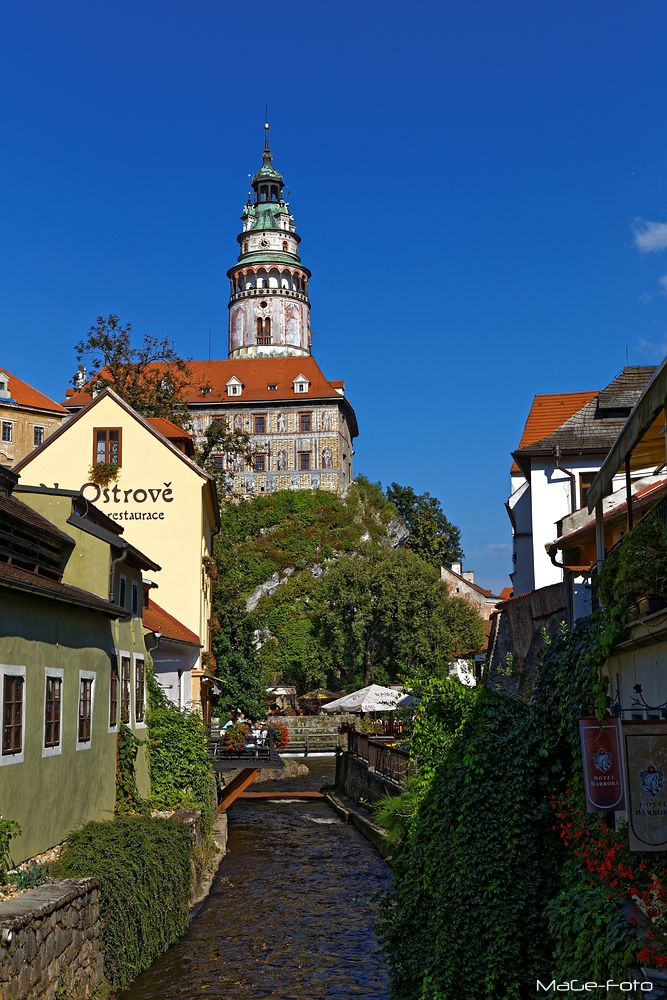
(386, 483), (463, 568)
(313, 547), (484, 687)
(194, 419), (252, 499)
(75, 314), (198, 427)
(210, 574), (267, 720)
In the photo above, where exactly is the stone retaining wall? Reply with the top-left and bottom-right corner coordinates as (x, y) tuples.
(0, 878), (102, 1000)
(281, 714), (356, 734)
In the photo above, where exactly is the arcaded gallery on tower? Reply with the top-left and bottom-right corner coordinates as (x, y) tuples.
(185, 125), (358, 497)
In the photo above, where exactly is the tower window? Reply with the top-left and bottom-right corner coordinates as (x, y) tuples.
(282, 241), (288, 251)
(243, 242), (249, 253)
(256, 317), (271, 345)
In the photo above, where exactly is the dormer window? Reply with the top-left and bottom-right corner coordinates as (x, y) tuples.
(268, 384), (278, 391)
(0, 373), (9, 400)
(226, 376), (243, 397)
(293, 375), (310, 395)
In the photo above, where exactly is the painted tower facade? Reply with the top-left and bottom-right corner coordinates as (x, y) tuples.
(227, 124), (311, 359)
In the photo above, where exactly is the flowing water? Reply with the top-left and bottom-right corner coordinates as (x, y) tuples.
(122, 759), (392, 1000)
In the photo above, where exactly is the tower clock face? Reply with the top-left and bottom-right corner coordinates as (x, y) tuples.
(258, 237), (270, 249)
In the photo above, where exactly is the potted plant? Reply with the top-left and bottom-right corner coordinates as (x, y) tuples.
(88, 462), (120, 487)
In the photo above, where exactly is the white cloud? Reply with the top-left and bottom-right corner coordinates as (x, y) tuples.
(633, 218), (667, 253)
(658, 275), (667, 294)
(486, 543), (512, 555)
(636, 336), (667, 361)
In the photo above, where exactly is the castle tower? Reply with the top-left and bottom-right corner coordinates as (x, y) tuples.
(227, 124), (311, 359)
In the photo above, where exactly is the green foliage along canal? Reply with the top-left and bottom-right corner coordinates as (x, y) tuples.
(121, 761), (391, 999)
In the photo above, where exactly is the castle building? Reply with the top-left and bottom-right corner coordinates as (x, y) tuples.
(62, 125), (358, 496)
(186, 123), (358, 496)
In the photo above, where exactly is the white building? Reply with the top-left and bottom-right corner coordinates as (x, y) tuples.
(508, 367), (656, 610)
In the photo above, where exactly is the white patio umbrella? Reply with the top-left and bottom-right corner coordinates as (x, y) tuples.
(321, 684), (404, 714)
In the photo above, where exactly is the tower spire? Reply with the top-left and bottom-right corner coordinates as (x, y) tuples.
(263, 113), (271, 161)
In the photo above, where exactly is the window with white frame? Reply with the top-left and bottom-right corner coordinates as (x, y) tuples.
(1, 421), (12, 443)
(43, 668), (64, 757)
(1, 665), (25, 764)
(109, 653), (119, 731)
(76, 672), (96, 750)
(134, 656), (146, 725)
(33, 426), (45, 447)
(120, 654), (131, 724)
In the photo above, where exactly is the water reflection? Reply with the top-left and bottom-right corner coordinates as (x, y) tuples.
(122, 760), (391, 1000)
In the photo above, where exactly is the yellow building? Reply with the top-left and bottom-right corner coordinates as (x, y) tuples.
(0, 367), (68, 468)
(14, 388), (220, 718)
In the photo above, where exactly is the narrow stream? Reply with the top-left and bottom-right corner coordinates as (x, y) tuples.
(122, 760), (392, 1000)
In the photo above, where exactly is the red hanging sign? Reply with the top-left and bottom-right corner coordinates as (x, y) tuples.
(579, 717), (626, 812)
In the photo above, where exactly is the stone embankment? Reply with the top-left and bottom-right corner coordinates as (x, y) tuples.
(0, 809), (229, 1000)
(0, 878), (103, 1000)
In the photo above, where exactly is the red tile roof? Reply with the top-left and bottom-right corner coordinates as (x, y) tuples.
(499, 586), (514, 601)
(511, 390), (597, 473)
(143, 597), (200, 646)
(146, 417), (192, 440)
(0, 368), (68, 414)
(63, 356), (349, 408)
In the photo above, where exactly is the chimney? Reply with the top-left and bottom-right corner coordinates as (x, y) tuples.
(451, 561), (462, 576)
(463, 571), (475, 584)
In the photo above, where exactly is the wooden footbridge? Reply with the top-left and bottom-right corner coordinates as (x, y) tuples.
(208, 730), (288, 811)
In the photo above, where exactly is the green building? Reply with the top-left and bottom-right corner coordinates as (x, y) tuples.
(0, 467), (159, 864)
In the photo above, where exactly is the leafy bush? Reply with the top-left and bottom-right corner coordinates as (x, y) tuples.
(146, 707), (216, 826)
(115, 723), (146, 815)
(0, 817), (21, 884)
(50, 816), (193, 989)
(379, 614), (637, 998)
(597, 516), (667, 612)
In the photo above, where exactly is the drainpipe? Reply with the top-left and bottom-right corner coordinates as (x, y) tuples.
(109, 547), (128, 603)
(552, 446), (577, 514)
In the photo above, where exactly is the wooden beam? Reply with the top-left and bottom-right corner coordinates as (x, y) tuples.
(595, 500), (605, 567)
(626, 457), (633, 531)
(217, 768), (261, 812)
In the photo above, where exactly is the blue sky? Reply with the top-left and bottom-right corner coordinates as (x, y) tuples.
(2, 1), (667, 592)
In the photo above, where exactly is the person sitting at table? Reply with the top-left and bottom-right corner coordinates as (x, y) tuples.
(222, 709), (241, 731)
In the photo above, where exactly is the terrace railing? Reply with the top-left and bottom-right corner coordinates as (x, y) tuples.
(207, 726), (283, 772)
(347, 729), (413, 785)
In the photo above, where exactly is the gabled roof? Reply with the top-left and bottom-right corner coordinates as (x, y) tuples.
(512, 368), (656, 475)
(14, 388), (220, 531)
(143, 597), (200, 646)
(515, 390), (598, 454)
(0, 368), (68, 414)
(442, 565), (500, 600)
